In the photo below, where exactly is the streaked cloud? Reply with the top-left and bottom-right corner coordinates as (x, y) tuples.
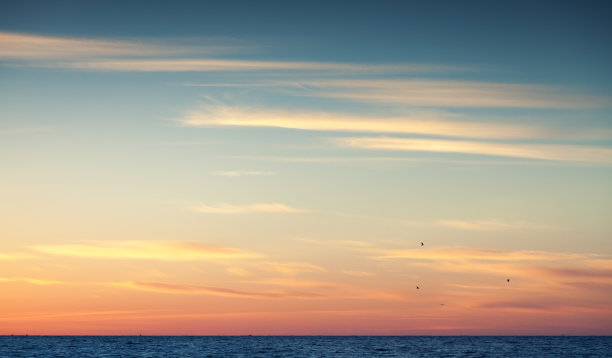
(213, 170), (276, 177)
(251, 278), (335, 288)
(293, 238), (375, 247)
(438, 219), (556, 231)
(336, 137), (612, 163)
(29, 241), (261, 261)
(116, 281), (323, 299)
(226, 267), (252, 277)
(537, 266), (612, 279)
(341, 270), (375, 277)
(0, 277), (63, 285)
(192, 202), (306, 214)
(229, 155), (430, 163)
(255, 261), (327, 275)
(367, 246), (589, 262)
(182, 79), (610, 109)
(366, 246), (611, 295)
(283, 79), (610, 109)
(115, 280), (403, 302)
(228, 155), (575, 166)
(177, 106), (562, 140)
(0, 31), (235, 59)
(1, 32), (471, 75)
(0, 252), (40, 261)
(44, 59), (463, 73)
(478, 301), (553, 311)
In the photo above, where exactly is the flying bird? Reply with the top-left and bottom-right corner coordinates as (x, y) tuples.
(420, 242), (424, 246)
(506, 278), (510, 283)
(416, 286), (420, 290)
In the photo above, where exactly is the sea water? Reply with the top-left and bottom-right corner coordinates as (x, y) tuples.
(1, 336), (611, 357)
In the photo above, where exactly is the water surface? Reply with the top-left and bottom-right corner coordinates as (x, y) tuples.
(1, 336), (610, 357)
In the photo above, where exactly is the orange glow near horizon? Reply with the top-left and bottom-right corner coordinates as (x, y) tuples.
(2, 242), (611, 335)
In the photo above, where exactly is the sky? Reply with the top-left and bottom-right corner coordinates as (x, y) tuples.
(0, 0), (611, 335)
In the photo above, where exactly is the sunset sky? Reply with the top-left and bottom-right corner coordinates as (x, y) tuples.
(1, 0), (611, 335)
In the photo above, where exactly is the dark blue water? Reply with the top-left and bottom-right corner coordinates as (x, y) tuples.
(0, 336), (610, 357)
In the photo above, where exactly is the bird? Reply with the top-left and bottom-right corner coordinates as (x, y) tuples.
(420, 242), (424, 246)
(416, 286), (420, 290)
(506, 278), (510, 283)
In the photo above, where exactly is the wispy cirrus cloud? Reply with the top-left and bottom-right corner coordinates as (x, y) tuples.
(0, 33), (464, 74)
(183, 79), (610, 109)
(437, 219), (556, 231)
(177, 106), (554, 139)
(251, 278), (336, 288)
(116, 281), (323, 299)
(191, 202), (306, 214)
(537, 266), (612, 279)
(29, 241), (261, 261)
(365, 246), (612, 289)
(254, 261), (327, 275)
(177, 106), (612, 141)
(45, 59), (462, 73)
(341, 270), (375, 277)
(228, 261), (328, 277)
(116, 280), (404, 301)
(226, 267), (253, 277)
(0, 31), (238, 59)
(0, 252), (40, 260)
(367, 246), (590, 262)
(335, 137), (612, 164)
(281, 79), (610, 109)
(478, 301), (554, 311)
(0, 277), (63, 285)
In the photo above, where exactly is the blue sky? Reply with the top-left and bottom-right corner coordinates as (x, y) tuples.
(2, 0), (611, 86)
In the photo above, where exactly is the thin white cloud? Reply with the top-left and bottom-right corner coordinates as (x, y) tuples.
(229, 155), (428, 163)
(0, 31), (238, 59)
(0, 33), (468, 73)
(43, 59), (463, 73)
(213, 171), (276, 177)
(228, 155), (584, 166)
(284, 79), (610, 109)
(29, 241), (261, 261)
(180, 79), (610, 109)
(177, 106), (572, 140)
(367, 246), (591, 262)
(192, 202), (306, 214)
(335, 137), (612, 164)
(437, 219), (556, 231)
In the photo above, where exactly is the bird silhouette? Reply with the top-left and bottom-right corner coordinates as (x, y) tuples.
(506, 278), (510, 283)
(416, 286), (420, 290)
(420, 242), (424, 246)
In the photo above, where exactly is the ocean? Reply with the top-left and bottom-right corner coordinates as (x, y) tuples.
(1, 336), (610, 357)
